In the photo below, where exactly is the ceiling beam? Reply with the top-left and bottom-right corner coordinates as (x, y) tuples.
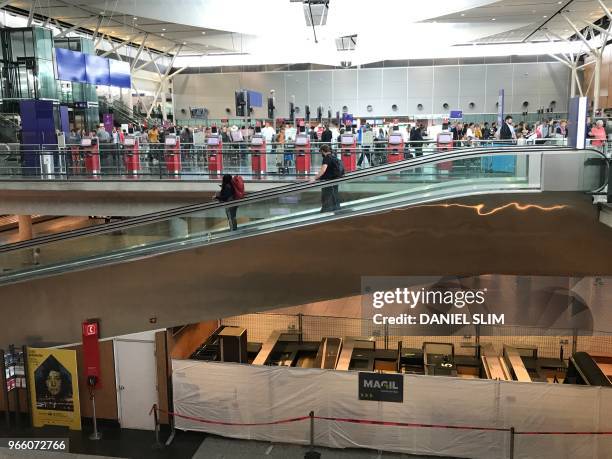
(596, 0), (612, 24)
(522, 0), (576, 43)
(131, 33), (149, 70)
(134, 45), (177, 72)
(100, 33), (141, 58)
(562, 13), (597, 55)
(54, 17), (92, 39)
(92, 15), (103, 41)
(26, 2), (34, 27)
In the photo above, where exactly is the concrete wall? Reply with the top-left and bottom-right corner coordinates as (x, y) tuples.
(172, 62), (570, 119)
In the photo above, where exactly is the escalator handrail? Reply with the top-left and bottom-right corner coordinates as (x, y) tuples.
(0, 146), (605, 254)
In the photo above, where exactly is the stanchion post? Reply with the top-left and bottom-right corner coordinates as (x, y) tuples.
(152, 404), (163, 449)
(89, 389), (102, 440)
(509, 427), (515, 459)
(304, 411), (321, 459)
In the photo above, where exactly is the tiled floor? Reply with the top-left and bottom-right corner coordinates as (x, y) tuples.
(0, 416), (457, 459)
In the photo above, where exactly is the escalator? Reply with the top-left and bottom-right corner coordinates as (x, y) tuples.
(0, 146), (609, 346)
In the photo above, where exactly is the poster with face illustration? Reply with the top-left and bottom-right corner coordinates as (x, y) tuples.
(27, 347), (81, 430)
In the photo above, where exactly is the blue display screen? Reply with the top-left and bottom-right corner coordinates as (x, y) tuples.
(449, 110), (463, 119)
(247, 90), (263, 107)
(85, 54), (110, 85)
(109, 59), (131, 88)
(55, 48), (87, 83)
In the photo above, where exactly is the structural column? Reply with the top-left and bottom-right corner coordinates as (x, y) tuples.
(17, 215), (33, 241)
(593, 54), (602, 116)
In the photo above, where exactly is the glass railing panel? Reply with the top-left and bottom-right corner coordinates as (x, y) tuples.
(0, 149), (606, 282)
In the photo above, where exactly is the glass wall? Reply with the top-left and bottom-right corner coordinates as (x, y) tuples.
(0, 27), (57, 101)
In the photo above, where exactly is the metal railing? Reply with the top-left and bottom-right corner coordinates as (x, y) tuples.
(0, 138), (596, 181)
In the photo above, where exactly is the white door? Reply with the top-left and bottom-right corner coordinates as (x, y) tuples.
(115, 340), (158, 430)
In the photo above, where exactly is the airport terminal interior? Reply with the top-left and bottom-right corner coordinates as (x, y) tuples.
(2, 1), (612, 458)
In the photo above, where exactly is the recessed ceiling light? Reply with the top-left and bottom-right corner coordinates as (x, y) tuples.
(558, 1), (562, 3)
(543, 15), (547, 18)
(201, 31), (206, 34)
(133, 17), (137, 20)
(491, 18), (496, 21)
(162, 28), (166, 31)
(182, 42), (186, 45)
(460, 13), (465, 17)
(160, 33), (164, 36)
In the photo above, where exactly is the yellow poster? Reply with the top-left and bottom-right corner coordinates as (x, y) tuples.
(26, 347), (81, 430)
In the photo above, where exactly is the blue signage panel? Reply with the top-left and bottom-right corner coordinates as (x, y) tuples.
(109, 59), (131, 89)
(85, 54), (110, 85)
(55, 48), (86, 83)
(247, 90), (263, 108)
(449, 110), (463, 119)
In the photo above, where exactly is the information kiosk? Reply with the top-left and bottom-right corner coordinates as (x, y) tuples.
(250, 132), (266, 175)
(81, 137), (100, 175)
(387, 132), (404, 163)
(340, 132), (357, 172)
(207, 133), (223, 176)
(164, 134), (181, 175)
(122, 136), (140, 176)
(295, 129), (311, 175)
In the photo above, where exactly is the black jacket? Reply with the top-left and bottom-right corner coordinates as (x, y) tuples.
(216, 183), (235, 202)
(321, 129), (333, 143)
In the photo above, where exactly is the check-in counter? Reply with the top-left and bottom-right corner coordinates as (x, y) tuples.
(313, 337), (343, 369)
(480, 343), (511, 381)
(252, 331), (321, 367)
(503, 346), (532, 382)
(564, 352), (612, 387)
(423, 342), (457, 377)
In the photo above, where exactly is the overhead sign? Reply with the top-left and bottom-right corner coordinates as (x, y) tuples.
(358, 372), (403, 403)
(26, 347), (81, 430)
(449, 110), (463, 119)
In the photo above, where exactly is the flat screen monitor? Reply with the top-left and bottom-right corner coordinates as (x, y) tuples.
(109, 59), (131, 88)
(165, 137), (177, 146)
(56, 48), (87, 83)
(251, 137), (264, 146)
(80, 138), (92, 147)
(341, 134), (355, 145)
(124, 138), (135, 146)
(207, 137), (220, 146)
(388, 134), (403, 145)
(295, 135), (309, 146)
(85, 54), (111, 85)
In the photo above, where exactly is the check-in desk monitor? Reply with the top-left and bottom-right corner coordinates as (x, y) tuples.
(207, 136), (220, 146)
(165, 137), (177, 146)
(251, 136), (264, 146)
(295, 135), (309, 146)
(438, 132), (453, 143)
(124, 137), (135, 146)
(341, 134), (355, 145)
(389, 133), (403, 145)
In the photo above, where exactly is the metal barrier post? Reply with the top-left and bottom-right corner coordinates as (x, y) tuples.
(304, 411), (321, 459)
(509, 427), (515, 459)
(151, 404), (163, 449)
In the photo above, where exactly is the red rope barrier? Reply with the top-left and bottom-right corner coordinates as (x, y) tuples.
(153, 405), (612, 436)
(313, 416), (508, 432)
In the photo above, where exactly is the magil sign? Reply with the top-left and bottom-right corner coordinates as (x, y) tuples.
(358, 372), (403, 403)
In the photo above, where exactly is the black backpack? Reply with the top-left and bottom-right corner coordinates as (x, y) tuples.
(330, 155), (345, 179)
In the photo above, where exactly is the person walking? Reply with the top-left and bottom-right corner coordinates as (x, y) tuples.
(313, 144), (343, 212)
